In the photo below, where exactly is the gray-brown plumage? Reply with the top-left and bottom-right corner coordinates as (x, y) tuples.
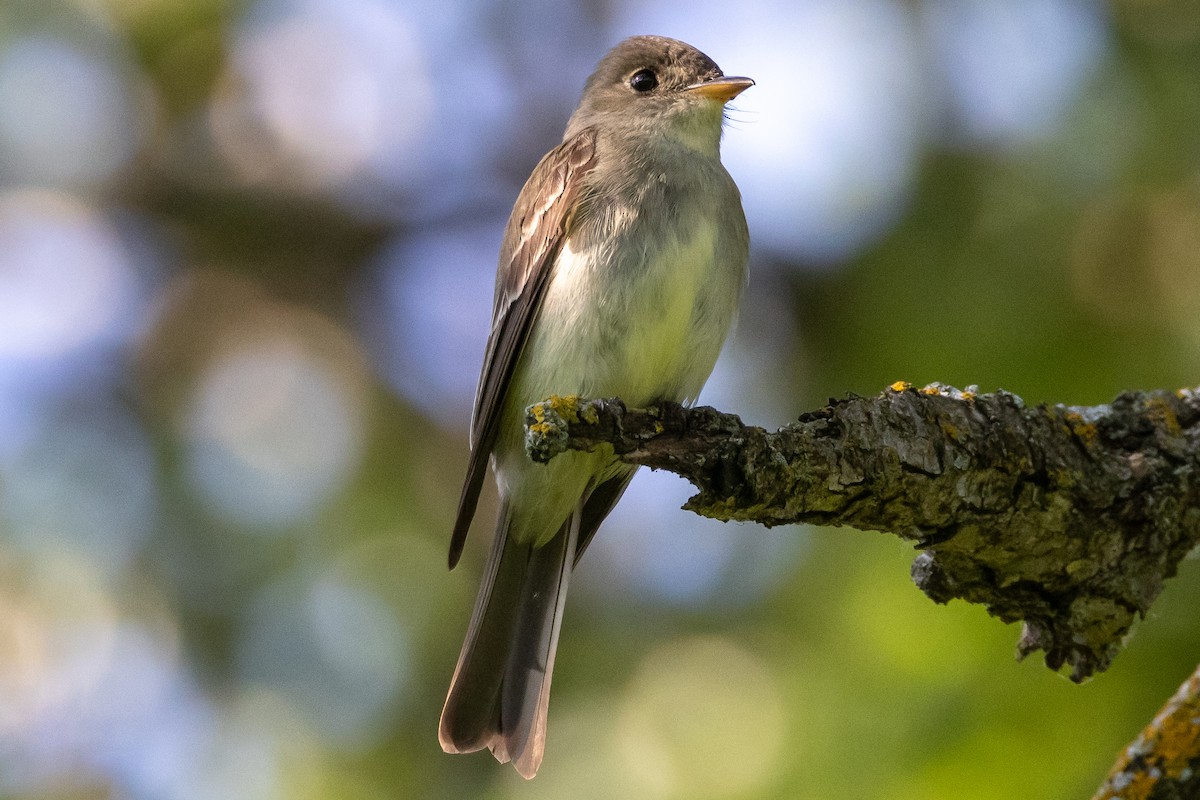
(439, 35), (752, 778)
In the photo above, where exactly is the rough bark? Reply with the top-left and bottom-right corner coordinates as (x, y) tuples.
(524, 384), (1200, 682)
(1092, 663), (1200, 800)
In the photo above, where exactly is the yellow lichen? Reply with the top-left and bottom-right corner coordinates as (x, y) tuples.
(1064, 411), (1098, 444)
(545, 394), (583, 423)
(1095, 671), (1200, 798)
(1121, 769), (1157, 800)
(1152, 678), (1200, 773)
(1144, 396), (1182, 437)
(527, 420), (556, 437)
(889, 380), (912, 392)
(579, 401), (599, 425)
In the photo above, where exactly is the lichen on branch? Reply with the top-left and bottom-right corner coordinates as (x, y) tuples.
(1092, 663), (1200, 800)
(524, 384), (1200, 681)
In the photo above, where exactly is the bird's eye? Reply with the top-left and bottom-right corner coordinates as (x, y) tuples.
(629, 69), (658, 93)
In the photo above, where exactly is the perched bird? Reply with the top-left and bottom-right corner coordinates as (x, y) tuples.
(439, 35), (753, 778)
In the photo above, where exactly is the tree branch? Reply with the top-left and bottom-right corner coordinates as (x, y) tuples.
(1091, 663), (1200, 800)
(524, 385), (1200, 682)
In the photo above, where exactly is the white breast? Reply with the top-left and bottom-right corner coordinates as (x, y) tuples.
(516, 218), (734, 410)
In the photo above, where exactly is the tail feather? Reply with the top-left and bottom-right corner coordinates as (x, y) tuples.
(500, 507), (578, 775)
(438, 507), (517, 752)
(439, 500), (580, 779)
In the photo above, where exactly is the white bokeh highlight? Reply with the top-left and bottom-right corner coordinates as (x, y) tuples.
(183, 334), (367, 529)
(218, 0), (433, 190)
(0, 191), (154, 460)
(919, 0), (1109, 147)
(0, 192), (143, 363)
(0, 33), (145, 188)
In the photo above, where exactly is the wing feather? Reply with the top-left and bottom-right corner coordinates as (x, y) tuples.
(448, 129), (599, 568)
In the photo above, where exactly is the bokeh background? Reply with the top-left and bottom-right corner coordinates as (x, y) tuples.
(1, 0), (1199, 797)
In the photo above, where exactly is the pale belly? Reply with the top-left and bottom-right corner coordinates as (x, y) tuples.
(493, 222), (742, 545)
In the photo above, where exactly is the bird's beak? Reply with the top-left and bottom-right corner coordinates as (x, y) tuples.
(684, 75), (754, 103)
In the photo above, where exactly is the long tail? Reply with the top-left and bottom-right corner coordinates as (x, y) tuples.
(438, 501), (579, 779)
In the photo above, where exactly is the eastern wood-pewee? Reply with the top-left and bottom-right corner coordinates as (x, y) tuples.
(439, 35), (753, 778)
